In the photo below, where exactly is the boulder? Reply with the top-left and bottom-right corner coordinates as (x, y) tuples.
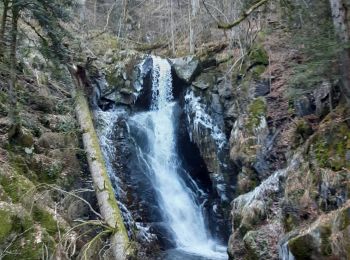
(294, 95), (314, 117)
(288, 204), (350, 259)
(37, 132), (77, 150)
(192, 73), (215, 90)
(170, 56), (200, 83)
(255, 80), (270, 97)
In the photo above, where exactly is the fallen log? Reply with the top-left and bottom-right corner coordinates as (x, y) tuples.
(69, 64), (133, 259)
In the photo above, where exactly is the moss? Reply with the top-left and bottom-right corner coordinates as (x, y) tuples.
(0, 205), (55, 260)
(0, 209), (14, 243)
(248, 44), (269, 66)
(2, 226), (56, 260)
(251, 65), (267, 79)
(319, 225), (332, 256)
(296, 119), (313, 139)
(75, 90), (133, 255)
(293, 119), (313, 147)
(247, 97), (267, 132)
(32, 206), (59, 236)
(92, 33), (119, 54)
(243, 231), (260, 260)
(41, 162), (63, 183)
(337, 207), (350, 231)
(284, 214), (296, 232)
(289, 234), (313, 259)
(313, 123), (350, 171)
(0, 173), (35, 203)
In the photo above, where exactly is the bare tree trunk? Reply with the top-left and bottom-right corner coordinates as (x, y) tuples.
(329, 0), (350, 104)
(191, 0), (199, 16)
(123, 0), (128, 22)
(8, 5), (21, 138)
(69, 66), (133, 260)
(170, 0), (175, 55)
(0, 0), (10, 58)
(189, 2), (195, 54)
(93, 0), (97, 26)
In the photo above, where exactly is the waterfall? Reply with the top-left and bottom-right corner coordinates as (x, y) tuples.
(129, 57), (227, 259)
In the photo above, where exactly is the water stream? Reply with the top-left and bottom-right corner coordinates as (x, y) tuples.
(96, 56), (227, 259)
(129, 57), (226, 259)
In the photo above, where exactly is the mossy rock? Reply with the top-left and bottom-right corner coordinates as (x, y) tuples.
(2, 224), (56, 260)
(247, 97), (267, 132)
(293, 119), (313, 146)
(28, 155), (63, 183)
(312, 123), (350, 171)
(0, 202), (56, 260)
(10, 128), (35, 148)
(37, 132), (77, 150)
(248, 44), (269, 66)
(251, 65), (267, 79)
(237, 168), (259, 195)
(243, 229), (273, 260)
(336, 207), (350, 230)
(0, 173), (35, 203)
(288, 234), (314, 259)
(32, 206), (60, 236)
(29, 94), (55, 113)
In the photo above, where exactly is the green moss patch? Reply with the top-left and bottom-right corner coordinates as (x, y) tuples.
(247, 97), (267, 132)
(0, 209), (14, 243)
(32, 206), (60, 236)
(289, 234), (314, 258)
(313, 123), (350, 171)
(248, 44), (269, 66)
(0, 173), (35, 203)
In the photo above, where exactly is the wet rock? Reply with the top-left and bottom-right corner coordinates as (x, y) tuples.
(313, 81), (341, 117)
(294, 95), (314, 117)
(149, 222), (176, 249)
(192, 73), (215, 90)
(170, 56), (200, 83)
(184, 90), (234, 202)
(254, 80), (270, 97)
(227, 154), (302, 260)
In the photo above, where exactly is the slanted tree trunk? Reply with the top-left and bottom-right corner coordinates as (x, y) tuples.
(0, 0), (10, 58)
(69, 66), (133, 260)
(329, 0), (350, 104)
(8, 5), (21, 138)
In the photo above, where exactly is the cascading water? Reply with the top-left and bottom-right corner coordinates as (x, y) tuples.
(128, 57), (227, 259)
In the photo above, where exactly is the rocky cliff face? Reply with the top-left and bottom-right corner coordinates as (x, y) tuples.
(222, 33), (350, 259)
(88, 38), (350, 258)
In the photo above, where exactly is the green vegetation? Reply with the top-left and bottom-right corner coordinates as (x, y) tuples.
(247, 97), (267, 131)
(313, 123), (350, 171)
(284, 0), (341, 97)
(0, 209), (13, 243)
(248, 44), (269, 66)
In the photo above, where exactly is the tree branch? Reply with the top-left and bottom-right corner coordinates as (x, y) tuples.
(217, 0), (269, 29)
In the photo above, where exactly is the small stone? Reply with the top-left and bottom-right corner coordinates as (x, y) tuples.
(346, 150), (350, 162)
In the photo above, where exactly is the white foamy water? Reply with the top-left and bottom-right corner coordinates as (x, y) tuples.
(130, 56), (227, 259)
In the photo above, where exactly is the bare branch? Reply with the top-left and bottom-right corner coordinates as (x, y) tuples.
(217, 0), (269, 29)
